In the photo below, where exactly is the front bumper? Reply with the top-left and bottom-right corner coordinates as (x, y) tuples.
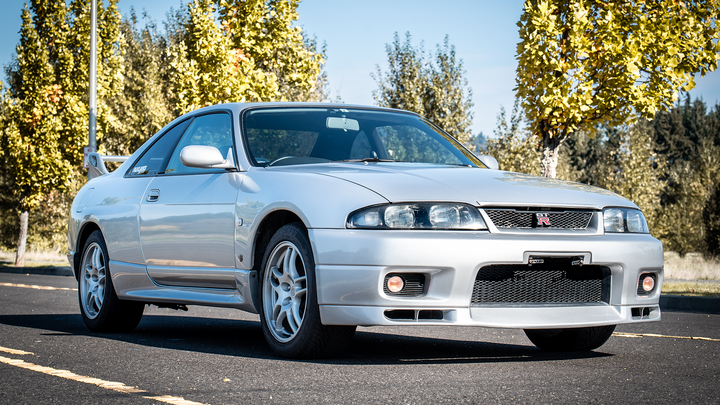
(309, 229), (664, 328)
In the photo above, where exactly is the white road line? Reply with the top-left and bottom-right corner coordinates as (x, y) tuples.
(0, 346), (34, 355)
(0, 354), (208, 405)
(613, 332), (720, 342)
(0, 282), (77, 292)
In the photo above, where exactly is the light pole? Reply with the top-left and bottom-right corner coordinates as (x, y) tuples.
(86, 0), (97, 179)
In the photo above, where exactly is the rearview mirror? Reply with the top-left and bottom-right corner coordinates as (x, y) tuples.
(327, 117), (359, 131)
(180, 145), (235, 169)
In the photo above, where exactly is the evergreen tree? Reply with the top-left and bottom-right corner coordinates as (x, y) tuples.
(373, 32), (474, 144)
(705, 183), (720, 258)
(608, 120), (666, 233)
(556, 130), (604, 185)
(0, 6), (70, 266)
(486, 101), (540, 175)
(105, 10), (173, 156)
(0, 0), (125, 264)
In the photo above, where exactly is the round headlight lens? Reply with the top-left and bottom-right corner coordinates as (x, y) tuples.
(386, 275), (405, 293)
(642, 275), (655, 292)
(384, 205), (415, 228)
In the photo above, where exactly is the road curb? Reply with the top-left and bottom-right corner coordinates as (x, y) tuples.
(660, 295), (720, 314)
(0, 265), (74, 277)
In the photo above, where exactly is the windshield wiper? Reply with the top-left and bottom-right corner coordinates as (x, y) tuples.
(333, 157), (398, 163)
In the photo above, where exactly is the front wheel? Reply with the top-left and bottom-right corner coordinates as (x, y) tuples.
(524, 325), (616, 352)
(78, 230), (144, 332)
(259, 223), (355, 358)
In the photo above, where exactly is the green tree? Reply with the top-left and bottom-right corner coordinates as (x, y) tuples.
(652, 96), (720, 254)
(373, 32), (474, 144)
(0, 6), (70, 266)
(515, 0), (720, 178)
(704, 183), (720, 258)
(105, 10), (173, 156)
(58, 0), (124, 162)
(168, 0), (279, 114)
(0, 0), (124, 264)
(218, 0), (328, 102)
(605, 120), (665, 232)
(486, 101), (541, 175)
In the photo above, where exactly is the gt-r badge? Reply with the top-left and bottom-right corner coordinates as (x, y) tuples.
(537, 213), (551, 226)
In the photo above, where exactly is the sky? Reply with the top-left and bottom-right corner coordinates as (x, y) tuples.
(1, 0), (719, 138)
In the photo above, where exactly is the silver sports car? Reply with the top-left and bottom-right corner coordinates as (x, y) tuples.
(69, 103), (663, 358)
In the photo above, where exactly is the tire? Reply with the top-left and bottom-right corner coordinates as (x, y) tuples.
(78, 230), (144, 332)
(259, 223), (356, 358)
(524, 325), (616, 352)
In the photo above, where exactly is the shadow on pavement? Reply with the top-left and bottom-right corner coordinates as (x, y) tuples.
(0, 313), (611, 365)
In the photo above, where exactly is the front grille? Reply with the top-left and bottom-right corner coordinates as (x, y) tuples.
(471, 259), (610, 305)
(483, 208), (594, 230)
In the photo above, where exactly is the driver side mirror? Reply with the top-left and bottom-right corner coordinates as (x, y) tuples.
(180, 145), (236, 169)
(478, 155), (499, 170)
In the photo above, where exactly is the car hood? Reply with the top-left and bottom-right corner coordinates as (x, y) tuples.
(293, 163), (635, 210)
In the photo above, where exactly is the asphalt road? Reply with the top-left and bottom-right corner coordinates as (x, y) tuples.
(1, 272), (718, 404)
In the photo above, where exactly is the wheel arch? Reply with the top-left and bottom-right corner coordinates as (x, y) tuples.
(73, 221), (103, 281)
(250, 209), (307, 273)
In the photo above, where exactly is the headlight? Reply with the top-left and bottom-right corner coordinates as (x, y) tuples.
(603, 208), (649, 233)
(347, 203), (487, 230)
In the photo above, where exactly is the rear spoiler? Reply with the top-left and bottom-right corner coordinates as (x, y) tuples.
(87, 152), (129, 179)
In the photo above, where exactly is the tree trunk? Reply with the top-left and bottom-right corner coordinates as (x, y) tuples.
(541, 144), (560, 178)
(540, 133), (564, 178)
(15, 208), (29, 267)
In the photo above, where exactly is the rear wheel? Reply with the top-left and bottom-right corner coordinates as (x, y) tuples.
(524, 325), (616, 352)
(259, 223), (355, 358)
(78, 230), (144, 332)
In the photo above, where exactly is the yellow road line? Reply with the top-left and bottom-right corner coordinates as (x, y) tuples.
(0, 346), (34, 355)
(0, 354), (208, 405)
(614, 332), (720, 342)
(0, 282), (77, 292)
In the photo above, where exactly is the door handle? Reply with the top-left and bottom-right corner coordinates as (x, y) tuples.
(146, 189), (160, 202)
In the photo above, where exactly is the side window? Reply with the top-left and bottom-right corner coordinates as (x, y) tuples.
(165, 113), (234, 175)
(128, 119), (192, 177)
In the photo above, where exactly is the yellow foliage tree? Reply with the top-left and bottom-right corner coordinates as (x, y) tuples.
(169, 0), (278, 115)
(516, 0), (720, 178)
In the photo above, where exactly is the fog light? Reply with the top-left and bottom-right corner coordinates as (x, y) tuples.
(386, 275), (405, 293)
(642, 275), (655, 292)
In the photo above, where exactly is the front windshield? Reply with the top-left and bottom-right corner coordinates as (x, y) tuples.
(243, 107), (483, 167)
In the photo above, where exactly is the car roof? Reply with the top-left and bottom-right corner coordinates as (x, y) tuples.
(185, 102), (420, 117)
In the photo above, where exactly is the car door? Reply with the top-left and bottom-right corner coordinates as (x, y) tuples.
(139, 112), (243, 289)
